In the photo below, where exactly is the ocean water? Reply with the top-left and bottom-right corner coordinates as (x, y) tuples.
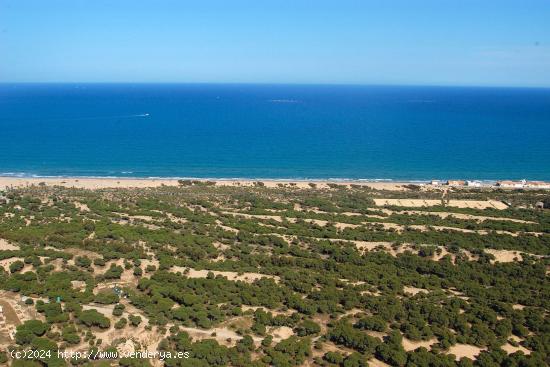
(0, 83), (549, 181)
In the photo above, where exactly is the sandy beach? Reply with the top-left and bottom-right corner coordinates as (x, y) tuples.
(0, 177), (408, 191)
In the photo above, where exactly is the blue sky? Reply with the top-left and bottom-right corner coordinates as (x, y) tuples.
(1, 0), (549, 86)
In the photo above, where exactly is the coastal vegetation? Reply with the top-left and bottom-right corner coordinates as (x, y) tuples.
(0, 182), (548, 366)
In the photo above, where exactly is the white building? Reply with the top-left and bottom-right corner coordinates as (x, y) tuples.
(466, 180), (482, 187)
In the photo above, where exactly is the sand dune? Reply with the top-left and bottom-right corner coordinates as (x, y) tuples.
(0, 177), (407, 191)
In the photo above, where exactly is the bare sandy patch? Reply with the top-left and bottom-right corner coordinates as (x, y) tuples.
(374, 198), (507, 210)
(74, 202), (90, 212)
(82, 303), (115, 314)
(398, 210), (536, 224)
(165, 212), (188, 224)
(214, 219), (239, 233)
(241, 305), (293, 316)
(267, 326), (294, 340)
(71, 280), (87, 291)
(402, 337), (437, 351)
(485, 249), (527, 263)
(447, 344), (485, 360)
(0, 238), (19, 251)
(368, 358), (392, 367)
(171, 267), (280, 283)
(222, 211), (283, 222)
(374, 199), (442, 207)
(502, 342), (531, 355)
(0, 257), (27, 272)
(347, 240), (421, 257)
(352, 241), (397, 253)
(212, 241), (230, 251)
(0, 291), (46, 344)
(403, 286), (429, 296)
(224, 212), (369, 230)
(366, 331), (386, 340)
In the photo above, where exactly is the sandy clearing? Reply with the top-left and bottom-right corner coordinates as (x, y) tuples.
(171, 267), (280, 283)
(487, 249), (518, 262)
(222, 211), (362, 230)
(71, 280), (87, 291)
(390, 209), (536, 224)
(180, 320), (291, 346)
(366, 331), (387, 340)
(402, 337), (437, 351)
(502, 342), (531, 355)
(166, 212), (188, 224)
(338, 308), (365, 319)
(368, 359), (392, 367)
(0, 291), (45, 341)
(90, 319), (164, 356)
(0, 257), (27, 272)
(405, 224), (538, 237)
(70, 299), (164, 361)
(213, 241), (230, 251)
(267, 326), (294, 340)
(374, 198), (507, 210)
(215, 220), (240, 233)
(0, 300), (21, 326)
(241, 305), (294, 316)
(179, 325), (263, 347)
(374, 199), (442, 207)
(484, 249), (536, 263)
(347, 240), (409, 257)
(450, 200), (508, 210)
(403, 286), (429, 295)
(447, 344), (485, 360)
(82, 303), (115, 314)
(446, 289), (470, 301)
(74, 202), (90, 212)
(0, 238), (19, 251)
(222, 211), (284, 222)
(328, 238), (531, 265)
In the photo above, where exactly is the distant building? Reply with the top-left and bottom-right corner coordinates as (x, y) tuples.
(466, 180), (482, 187)
(430, 180), (441, 186)
(446, 180), (466, 186)
(525, 181), (550, 189)
(497, 180), (526, 188)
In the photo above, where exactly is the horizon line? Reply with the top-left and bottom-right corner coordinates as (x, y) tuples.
(1, 81), (550, 90)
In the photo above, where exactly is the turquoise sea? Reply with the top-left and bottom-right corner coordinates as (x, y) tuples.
(0, 84), (549, 181)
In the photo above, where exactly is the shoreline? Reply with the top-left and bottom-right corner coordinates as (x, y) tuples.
(0, 176), (548, 191)
(0, 176), (412, 190)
